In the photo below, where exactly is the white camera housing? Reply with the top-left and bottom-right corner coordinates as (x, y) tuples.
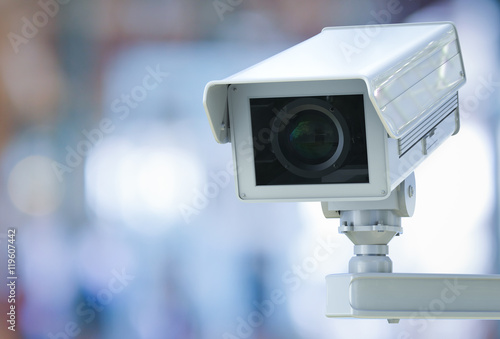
(203, 22), (466, 202)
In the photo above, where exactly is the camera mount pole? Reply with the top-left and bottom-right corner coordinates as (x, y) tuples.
(322, 173), (500, 322)
(323, 173), (415, 275)
(339, 210), (402, 274)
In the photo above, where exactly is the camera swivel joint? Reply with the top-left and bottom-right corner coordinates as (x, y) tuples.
(322, 173), (500, 322)
(323, 173), (415, 274)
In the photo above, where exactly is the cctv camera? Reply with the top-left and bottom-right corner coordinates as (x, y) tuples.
(203, 22), (500, 322)
(203, 22), (465, 202)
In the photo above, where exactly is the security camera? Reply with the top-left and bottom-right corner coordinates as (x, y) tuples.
(203, 22), (500, 321)
(203, 22), (465, 202)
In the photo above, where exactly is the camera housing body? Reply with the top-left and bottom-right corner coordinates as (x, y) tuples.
(203, 22), (466, 202)
(203, 23), (500, 323)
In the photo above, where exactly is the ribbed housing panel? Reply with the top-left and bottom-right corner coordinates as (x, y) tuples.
(398, 93), (458, 157)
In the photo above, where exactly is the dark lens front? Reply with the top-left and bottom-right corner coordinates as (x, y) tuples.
(271, 98), (350, 178)
(284, 110), (339, 166)
(250, 94), (369, 185)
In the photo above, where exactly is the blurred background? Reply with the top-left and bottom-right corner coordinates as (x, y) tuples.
(0, 0), (499, 338)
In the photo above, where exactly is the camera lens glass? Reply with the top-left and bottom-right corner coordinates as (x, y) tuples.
(271, 98), (350, 178)
(250, 94), (369, 185)
(284, 110), (339, 165)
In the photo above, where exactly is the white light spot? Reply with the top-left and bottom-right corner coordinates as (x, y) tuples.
(8, 155), (64, 216)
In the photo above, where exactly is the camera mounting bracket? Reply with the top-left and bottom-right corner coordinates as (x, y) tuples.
(325, 272), (500, 322)
(322, 173), (500, 322)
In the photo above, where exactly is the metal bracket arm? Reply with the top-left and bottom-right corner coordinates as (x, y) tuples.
(326, 273), (500, 320)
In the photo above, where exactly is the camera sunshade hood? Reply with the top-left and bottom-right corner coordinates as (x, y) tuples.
(203, 22), (465, 144)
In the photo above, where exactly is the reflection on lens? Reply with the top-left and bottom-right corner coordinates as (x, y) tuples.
(252, 95), (365, 184)
(286, 110), (339, 165)
(270, 97), (351, 179)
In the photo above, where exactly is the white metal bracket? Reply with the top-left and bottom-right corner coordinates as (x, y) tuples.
(326, 273), (500, 321)
(323, 173), (500, 322)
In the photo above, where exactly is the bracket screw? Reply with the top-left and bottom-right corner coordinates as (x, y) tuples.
(408, 185), (414, 198)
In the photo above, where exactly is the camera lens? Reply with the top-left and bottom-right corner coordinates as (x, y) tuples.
(286, 110), (339, 165)
(272, 98), (350, 178)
